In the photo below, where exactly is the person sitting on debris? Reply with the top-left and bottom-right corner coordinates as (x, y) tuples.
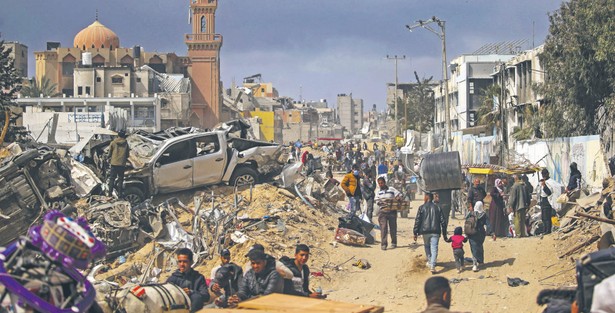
(242, 244), (294, 280)
(420, 276), (464, 313)
(414, 192), (448, 273)
(208, 251), (243, 308)
(228, 249), (284, 306)
(445, 227), (468, 273)
(166, 248), (210, 313)
(341, 164), (362, 218)
(210, 248), (232, 281)
(279, 244), (326, 298)
(325, 169), (339, 186)
(375, 177), (402, 250)
(107, 130), (130, 198)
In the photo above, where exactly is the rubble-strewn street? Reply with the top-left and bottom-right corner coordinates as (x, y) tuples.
(2, 0), (615, 312)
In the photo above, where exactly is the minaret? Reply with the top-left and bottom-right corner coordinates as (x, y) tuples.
(185, 0), (223, 128)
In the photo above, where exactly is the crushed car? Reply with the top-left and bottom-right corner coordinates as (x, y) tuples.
(0, 145), (102, 246)
(77, 122), (288, 204)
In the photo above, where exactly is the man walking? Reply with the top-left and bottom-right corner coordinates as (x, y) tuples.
(467, 178), (486, 211)
(377, 160), (388, 181)
(375, 177), (402, 250)
(362, 172), (376, 222)
(508, 174), (530, 237)
(535, 169), (561, 235)
(107, 130), (130, 197)
(414, 192), (448, 273)
(341, 164), (362, 218)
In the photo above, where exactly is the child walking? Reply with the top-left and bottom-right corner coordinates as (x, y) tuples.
(446, 226), (468, 273)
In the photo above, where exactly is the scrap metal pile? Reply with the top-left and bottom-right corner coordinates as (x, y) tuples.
(93, 181), (343, 286)
(0, 143), (102, 246)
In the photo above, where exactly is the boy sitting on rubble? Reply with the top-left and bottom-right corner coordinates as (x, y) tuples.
(279, 244), (327, 299)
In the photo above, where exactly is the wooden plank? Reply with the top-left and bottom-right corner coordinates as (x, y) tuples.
(238, 293), (384, 313)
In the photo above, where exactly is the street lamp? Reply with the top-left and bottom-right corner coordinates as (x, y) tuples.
(406, 16), (450, 151)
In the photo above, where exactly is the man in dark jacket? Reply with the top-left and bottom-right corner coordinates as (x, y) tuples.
(107, 130), (130, 197)
(166, 248), (210, 312)
(280, 244), (326, 298)
(208, 249), (243, 308)
(209, 262), (243, 308)
(414, 193), (448, 273)
(467, 178), (486, 211)
(229, 249), (283, 306)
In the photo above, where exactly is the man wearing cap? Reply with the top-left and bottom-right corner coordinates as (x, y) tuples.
(279, 244), (326, 298)
(209, 249), (243, 308)
(210, 249), (232, 281)
(228, 249), (284, 306)
(107, 129), (130, 197)
(241, 244), (293, 280)
(166, 248), (209, 312)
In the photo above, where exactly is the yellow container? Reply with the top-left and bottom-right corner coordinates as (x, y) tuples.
(552, 215), (560, 227)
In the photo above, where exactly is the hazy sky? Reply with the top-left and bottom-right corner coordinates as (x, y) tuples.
(0, 0), (564, 110)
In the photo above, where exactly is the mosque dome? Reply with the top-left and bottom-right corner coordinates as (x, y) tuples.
(73, 20), (120, 50)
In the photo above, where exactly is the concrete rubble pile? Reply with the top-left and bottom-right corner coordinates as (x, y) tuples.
(554, 177), (615, 261)
(94, 180), (343, 286)
(536, 177), (615, 312)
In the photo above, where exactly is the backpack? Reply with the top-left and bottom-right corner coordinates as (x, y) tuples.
(464, 212), (478, 236)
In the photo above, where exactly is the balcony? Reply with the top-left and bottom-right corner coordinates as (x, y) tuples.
(185, 33), (223, 43)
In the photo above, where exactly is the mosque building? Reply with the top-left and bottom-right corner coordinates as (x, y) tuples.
(32, 0), (227, 129)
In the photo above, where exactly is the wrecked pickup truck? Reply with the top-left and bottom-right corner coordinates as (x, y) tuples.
(108, 129), (288, 204)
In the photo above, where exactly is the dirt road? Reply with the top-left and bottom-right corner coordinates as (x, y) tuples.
(317, 198), (574, 313)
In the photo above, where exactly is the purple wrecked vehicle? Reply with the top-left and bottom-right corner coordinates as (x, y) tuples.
(0, 211), (105, 313)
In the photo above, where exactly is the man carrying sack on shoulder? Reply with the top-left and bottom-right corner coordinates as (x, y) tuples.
(375, 177), (402, 251)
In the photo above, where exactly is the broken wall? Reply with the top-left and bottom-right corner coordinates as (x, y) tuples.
(515, 135), (609, 190)
(23, 110), (108, 144)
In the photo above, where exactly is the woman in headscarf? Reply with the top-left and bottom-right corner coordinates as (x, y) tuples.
(467, 201), (488, 272)
(566, 162), (582, 194)
(489, 178), (509, 238)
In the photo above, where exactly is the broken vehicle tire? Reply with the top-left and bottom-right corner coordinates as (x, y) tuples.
(123, 186), (145, 206)
(230, 166), (258, 188)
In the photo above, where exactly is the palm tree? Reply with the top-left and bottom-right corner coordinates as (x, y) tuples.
(20, 76), (61, 98)
(476, 84), (502, 128)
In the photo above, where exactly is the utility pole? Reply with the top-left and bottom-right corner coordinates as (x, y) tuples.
(406, 16), (450, 151)
(386, 55), (405, 137)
